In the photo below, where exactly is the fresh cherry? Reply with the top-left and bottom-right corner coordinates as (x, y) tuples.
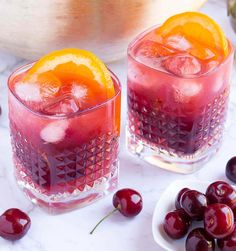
(90, 188), (143, 234)
(163, 209), (191, 239)
(226, 157), (236, 184)
(186, 228), (215, 251)
(204, 203), (234, 239)
(206, 181), (236, 216)
(217, 224), (236, 251)
(180, 190), (208, 220)
(175, 188), (190, 210)
(0, 208), (31, 241)
(206, 181), (236, 204)
(113, 188), (143, 217)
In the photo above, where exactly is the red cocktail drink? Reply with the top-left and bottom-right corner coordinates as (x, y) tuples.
(127, 13), (234, 173)
(8, 49), (121, 213)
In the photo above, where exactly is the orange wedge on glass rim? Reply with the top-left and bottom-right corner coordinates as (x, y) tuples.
(22, 48), (115, 108)
(156, 12), (229, 59)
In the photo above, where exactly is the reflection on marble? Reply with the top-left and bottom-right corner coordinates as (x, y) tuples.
(0, 1), (236, 250)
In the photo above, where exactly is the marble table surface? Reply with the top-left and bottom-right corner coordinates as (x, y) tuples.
(0, 1), (236, 250)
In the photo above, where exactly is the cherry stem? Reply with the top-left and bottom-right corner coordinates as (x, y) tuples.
(90, 206), (120, 235)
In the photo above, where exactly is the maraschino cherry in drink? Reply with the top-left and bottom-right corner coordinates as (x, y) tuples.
(8, 49), (121, 213)
(127, 12), (234, 173)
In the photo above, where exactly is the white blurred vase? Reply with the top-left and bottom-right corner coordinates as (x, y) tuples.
(0, 0), (207, 62)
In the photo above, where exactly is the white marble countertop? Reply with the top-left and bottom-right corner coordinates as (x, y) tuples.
(0, 1), (236, 250)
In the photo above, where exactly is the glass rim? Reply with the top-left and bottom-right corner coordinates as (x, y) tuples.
(8, 62), (121, 120)
(127, 24), (235, 80)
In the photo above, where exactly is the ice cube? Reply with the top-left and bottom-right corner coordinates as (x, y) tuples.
(37, 72), (61, 98)
(41, 95), (80, 115)
(135, 40), (176, 59)
(15, 82), (42, 102)
(40, 120), (69, 143)
(166, 36), (191, 51)
(72, 84), (88, 101)
(174, 81), (202, 103)
(163, 55), (201, 77)
(142, 56), (165, 71)
(191, 46), (216, 60)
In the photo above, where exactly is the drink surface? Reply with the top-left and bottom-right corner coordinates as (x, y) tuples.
(130, 11), (228, 79)
(10, 48), (115, 116)
(132, 32), (224, 78)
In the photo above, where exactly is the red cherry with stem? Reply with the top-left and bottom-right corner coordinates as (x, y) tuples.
(113, 189), (143, 217)
(217, 224), (236, 251)
(90, 188), (143, 234)
(175, 188), (190, 210)
(0, 208), (31, 241)
(204, 203), (234, 239)
(163, 209), (191, 239)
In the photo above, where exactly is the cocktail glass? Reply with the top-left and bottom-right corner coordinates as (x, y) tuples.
(8, 62), (121, 214)
(127, 26), (234, 174)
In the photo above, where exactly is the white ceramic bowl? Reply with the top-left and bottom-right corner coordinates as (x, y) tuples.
(152, 180), (233, 251)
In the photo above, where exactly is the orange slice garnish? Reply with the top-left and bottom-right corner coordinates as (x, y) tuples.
(157, 12), (229, 58)
(23, 48), (115, 101)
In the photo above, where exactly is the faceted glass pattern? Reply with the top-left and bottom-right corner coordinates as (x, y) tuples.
(128, 88), (228, 156)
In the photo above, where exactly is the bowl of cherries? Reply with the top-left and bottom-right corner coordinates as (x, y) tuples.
(152, 179), (236, 251)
